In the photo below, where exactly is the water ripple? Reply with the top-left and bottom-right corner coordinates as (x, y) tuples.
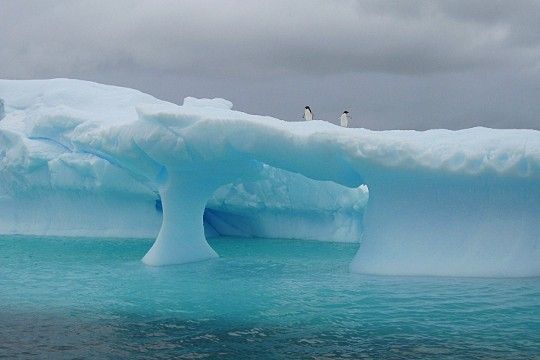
(0, 235), (538, 359)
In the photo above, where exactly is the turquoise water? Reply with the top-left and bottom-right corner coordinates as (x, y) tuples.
(0, 236), (538, 359)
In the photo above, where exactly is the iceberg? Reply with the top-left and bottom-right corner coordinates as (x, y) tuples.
(0, 79), (538, 277)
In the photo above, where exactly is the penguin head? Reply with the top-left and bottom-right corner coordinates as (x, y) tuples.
(343, 111), (349, 114)
(305, 106), (311, 110)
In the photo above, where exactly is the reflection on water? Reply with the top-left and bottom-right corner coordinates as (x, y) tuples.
(0, 236), (538, 359)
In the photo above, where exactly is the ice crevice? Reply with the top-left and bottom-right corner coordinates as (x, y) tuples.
(0, 79), (539, 277)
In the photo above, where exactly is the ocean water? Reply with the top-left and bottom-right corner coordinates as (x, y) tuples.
(0, 235), (538, 359)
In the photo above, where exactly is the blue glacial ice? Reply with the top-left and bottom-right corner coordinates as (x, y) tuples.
(0, 78), (538, 277)
(205, 165), (368, 242)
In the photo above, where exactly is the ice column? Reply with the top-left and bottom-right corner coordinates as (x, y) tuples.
(142, 160), (259, 266)
(142, 171), (220, 266)
(350, 172), (540, 277)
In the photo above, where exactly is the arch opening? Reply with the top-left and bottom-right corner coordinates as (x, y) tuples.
(142, 164), (369, 266)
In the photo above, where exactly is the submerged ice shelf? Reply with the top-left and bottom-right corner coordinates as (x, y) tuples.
(0, 79), (539, 277)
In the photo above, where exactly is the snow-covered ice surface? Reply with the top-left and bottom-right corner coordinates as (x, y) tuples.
(0, 79), (538, 277)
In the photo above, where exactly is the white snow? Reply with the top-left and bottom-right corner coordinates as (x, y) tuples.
(0, 78), (538, 277)
(182, 97), (233, 110)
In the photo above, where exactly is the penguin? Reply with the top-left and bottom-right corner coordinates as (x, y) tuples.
(340, 111), (351, 128)
(303, 106), (313, 121)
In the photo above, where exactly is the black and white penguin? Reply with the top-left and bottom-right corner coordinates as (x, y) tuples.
(340, 111), (350, 127)
(304, 106), (313, 121)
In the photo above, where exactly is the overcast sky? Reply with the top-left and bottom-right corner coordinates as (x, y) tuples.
(1, 0), (539, 129)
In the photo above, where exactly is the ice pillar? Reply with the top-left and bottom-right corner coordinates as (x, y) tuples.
(351, 172), (540, 277)
(142, 171), (219, 266)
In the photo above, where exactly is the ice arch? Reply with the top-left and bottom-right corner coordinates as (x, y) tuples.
(132, 105), (539, 277)
(133, 106), (366, 266)
(0, 79), (539, 277)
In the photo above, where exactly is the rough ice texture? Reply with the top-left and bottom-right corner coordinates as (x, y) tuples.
(0, 79), (538, 277)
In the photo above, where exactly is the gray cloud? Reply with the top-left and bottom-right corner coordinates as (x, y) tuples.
(2, 0), (540, 77)
(1, 0), (539, 129)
